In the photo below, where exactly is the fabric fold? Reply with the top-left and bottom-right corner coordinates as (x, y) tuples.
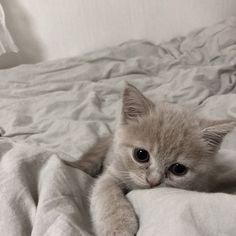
(0, 3), (18, 56)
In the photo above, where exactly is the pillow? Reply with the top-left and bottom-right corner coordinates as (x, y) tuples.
(128, 187), (236, 236)
(0, 3), (18, 68)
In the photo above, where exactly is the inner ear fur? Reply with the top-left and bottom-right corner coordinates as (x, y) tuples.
(122, 83), (155, 123)
(199, 118), (236, 153)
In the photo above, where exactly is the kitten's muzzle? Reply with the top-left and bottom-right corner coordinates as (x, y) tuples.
(146, 176), (161, 188)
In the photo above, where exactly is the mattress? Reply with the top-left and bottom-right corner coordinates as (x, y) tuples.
(0, 17), (236, 236)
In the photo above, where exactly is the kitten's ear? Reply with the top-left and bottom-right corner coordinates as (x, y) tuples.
(200, 119), (236, 153)
(122, 83), (154, 123)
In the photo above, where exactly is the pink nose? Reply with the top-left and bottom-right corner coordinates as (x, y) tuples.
(146, 177), (160, 188)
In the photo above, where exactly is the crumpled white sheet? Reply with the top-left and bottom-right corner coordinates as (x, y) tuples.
(0, 17), (236, 236)
(129, 185), (236, 236)
(0, 3), (18, 55)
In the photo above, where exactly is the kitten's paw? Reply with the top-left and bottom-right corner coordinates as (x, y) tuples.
(96, 217), (138, 236)
(64, 159), (102, 177)
(99, 228), (137, 236)
(77, 160), (103, 177)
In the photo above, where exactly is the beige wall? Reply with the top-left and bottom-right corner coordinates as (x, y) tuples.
(1, 0), (236, 66)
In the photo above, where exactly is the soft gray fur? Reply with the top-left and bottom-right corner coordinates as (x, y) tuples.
(69, 84), (236, 236)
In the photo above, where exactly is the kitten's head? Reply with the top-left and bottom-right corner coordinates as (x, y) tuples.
(111, 84), (235, 191)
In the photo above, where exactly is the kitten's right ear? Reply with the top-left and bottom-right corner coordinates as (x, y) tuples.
(200, 119), (236, 153)
(121, 83), (154, 123)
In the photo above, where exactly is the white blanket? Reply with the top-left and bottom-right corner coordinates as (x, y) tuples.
(0, 17), (236, 235)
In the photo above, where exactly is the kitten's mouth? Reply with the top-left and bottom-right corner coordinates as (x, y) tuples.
(146, 177), (161, 188)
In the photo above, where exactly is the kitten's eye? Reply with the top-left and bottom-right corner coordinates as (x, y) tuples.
(169, 163), (187, 176)
(133, 148), (150, 163)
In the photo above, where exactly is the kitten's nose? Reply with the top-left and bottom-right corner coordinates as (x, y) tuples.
(146, 177), (161, 188)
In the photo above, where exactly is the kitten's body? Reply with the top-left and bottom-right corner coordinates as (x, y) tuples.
(68, 84), (236, 236)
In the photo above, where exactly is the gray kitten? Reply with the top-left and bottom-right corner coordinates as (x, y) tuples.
(69, 84), (236, 236)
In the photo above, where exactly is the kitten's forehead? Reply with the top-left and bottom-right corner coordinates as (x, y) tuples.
(119, 104), (202, 158)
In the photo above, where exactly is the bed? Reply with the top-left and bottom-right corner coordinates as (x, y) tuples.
(1, 4), (236, 236)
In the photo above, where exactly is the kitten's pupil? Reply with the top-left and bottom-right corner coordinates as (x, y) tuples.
(133, 148), (150, 163)
(169, 163), (187, 176)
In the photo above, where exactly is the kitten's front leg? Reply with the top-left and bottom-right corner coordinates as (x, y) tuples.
(91, 171), (138, 236)
(65, 136), (111, 177)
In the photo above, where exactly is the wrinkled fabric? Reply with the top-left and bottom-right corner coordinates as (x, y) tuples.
(0, 17), (236, 235)
(0, 3), (18, 55)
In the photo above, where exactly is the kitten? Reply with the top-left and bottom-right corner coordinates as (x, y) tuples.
(68, 84), (236, 236)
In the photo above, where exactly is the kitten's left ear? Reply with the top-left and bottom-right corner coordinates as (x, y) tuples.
(122, 83), (154, 123)
(200, 119), (236, 153)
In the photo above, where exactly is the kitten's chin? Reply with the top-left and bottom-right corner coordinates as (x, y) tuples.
(128, 181), (152, 190)
(130, 182), (167, 190)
